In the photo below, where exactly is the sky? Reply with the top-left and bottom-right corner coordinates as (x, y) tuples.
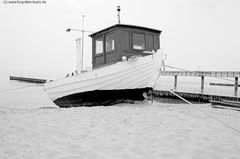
(0, 0), (240, 79)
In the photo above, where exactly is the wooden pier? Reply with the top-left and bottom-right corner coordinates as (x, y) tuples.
(10, 76), (47, 84)
(160, 71), (240, 77)
(210, 82), (240, 87)
(160, 71), (240, 96)
(154, 90), (240, 103)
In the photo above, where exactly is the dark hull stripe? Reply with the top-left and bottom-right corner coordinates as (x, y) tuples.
(53, 87), (153, 107)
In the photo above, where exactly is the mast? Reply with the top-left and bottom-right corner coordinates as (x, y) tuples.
(76, 15), (85, 74)
(81, 15), (85, 61)
(75, 15), (85, 74)
(66, 15), (94, 73)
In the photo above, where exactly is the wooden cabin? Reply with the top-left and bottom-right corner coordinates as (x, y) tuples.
(89, 24), (162, 68)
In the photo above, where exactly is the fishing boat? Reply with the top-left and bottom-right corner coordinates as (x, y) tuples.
(44, 10), (164, 107)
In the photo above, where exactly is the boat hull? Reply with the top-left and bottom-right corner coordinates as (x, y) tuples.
(54, 87), (153, 107)
(44, 51), (163, 107)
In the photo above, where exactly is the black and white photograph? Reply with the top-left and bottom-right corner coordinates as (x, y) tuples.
(1, 0), (240, 158)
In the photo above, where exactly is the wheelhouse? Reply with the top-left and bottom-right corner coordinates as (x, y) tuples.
(90, 24), (161, 68)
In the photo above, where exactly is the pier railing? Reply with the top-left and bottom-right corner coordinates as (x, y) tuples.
(159, 71), (240, 96)
(160, 71), (240, 77)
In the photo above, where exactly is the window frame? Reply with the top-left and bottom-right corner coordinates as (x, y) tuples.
(94, 32), (115, 55)
(94, 36), (104, 55)
(105, 33), (115, 53)
(131, 32), (146, 51)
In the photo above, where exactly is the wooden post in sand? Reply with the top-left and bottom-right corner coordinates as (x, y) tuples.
(234, 77), (238, 96)
(201, 76), (204, 94)
(174, 75), (177, 90)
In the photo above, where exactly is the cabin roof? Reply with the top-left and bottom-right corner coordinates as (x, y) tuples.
(89, 24), (162, 37)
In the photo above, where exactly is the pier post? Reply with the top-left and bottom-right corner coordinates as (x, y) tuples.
(174, 75), (177, 90)
(201, 76), (204, 93)
(234, 77), (238, 96)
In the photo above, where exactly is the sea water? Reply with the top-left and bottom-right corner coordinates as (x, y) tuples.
(0, 73), (55, 109)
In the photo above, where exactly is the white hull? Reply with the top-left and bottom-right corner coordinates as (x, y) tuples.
(44, 51), (163, 103)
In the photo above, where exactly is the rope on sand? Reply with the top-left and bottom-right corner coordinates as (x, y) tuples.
(168, 89), (240, 135)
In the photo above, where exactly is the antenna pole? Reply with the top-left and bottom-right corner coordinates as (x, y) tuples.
(117, 6), (121, 24)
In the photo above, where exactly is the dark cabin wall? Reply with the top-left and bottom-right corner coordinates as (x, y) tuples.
(91, 25), (161, 68)
(115, 28), (130, 61)
(146, 34), (154, 51)
(154, 34), (160, 51)
(116, 27), (160, 61)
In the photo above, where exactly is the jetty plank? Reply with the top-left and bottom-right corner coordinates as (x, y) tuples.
(10, 76), (47, 84)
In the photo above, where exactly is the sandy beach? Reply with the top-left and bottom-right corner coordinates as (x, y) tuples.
(1, 102), (240, 159)
(1, 0), (240, 158)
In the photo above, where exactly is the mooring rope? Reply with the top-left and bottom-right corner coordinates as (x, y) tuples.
(165, 65), (189, 71)
(128, 58), (239, 135)
(168, 89), (240, 135)
(169, 89), (192, 104)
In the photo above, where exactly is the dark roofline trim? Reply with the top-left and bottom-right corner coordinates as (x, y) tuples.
(89, 24), (162, 37)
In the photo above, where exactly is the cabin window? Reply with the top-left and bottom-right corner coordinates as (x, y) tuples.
(132, 33), (145, 50)
(106, 33), (114, 52)
(95, 37), (104, 54)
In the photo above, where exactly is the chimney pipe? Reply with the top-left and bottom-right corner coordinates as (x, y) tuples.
(117, 6), (121, 24)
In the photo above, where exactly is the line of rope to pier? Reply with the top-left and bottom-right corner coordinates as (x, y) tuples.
(168, 89), (240, 135)
(165, 65), (188, 71)
(130, 59), (240, 135)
